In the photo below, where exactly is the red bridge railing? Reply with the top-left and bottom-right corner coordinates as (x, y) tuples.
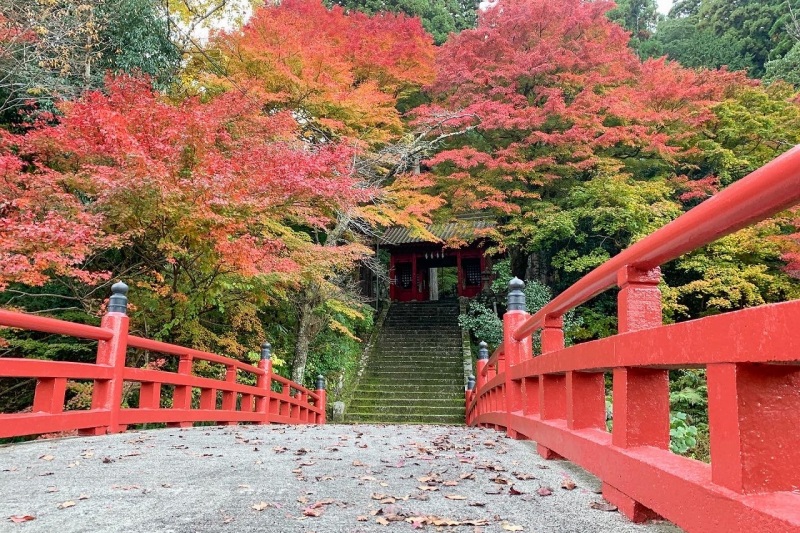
(0, 283), (326, 439)
(465, 145), (800, 532)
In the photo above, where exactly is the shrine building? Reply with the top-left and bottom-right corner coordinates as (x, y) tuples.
(380, 219), (493, 302)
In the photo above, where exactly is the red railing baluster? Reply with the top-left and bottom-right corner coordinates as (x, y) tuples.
(139, 381), (161, 410)
(168, 354), (193, 428)
(32, 377), (67, 414)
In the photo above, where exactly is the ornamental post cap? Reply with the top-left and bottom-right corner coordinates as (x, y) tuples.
(108, 281), (129, 314)
(316, 375), (326, 390)
(507, 277), (527, 312)
(478, 341), (489, 360)
(260, 342), (272, 360)
(467, 375), (476, 390)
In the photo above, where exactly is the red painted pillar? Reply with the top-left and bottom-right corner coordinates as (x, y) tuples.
(256, 342), (273, 425)
(536, 315), (567, 459)
(80, 282), (130, 436)
(456, 250), (463, 297)
(708, 363), (800, 494)
(503, 278), (529, 439)
(605, 266), (666, 522)
(411, 253), (418, 301)
(389, 254), (396, 301)
(474, 342), (489, 425)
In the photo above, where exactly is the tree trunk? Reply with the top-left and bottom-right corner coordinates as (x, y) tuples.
(292, 298), (314, 384)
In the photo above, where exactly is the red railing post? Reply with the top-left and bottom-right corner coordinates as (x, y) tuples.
(538, 316), (567, 459)
(612, 266), (669, 448)
(256, 342), (273, 425)
(605, 266), (668, 522)
(503, 278), (530, 439)
(475, 341), (489, 391)
(315, 375), (327, 424)
(80, 282), (130, 436)
(168, 354), (193, 428)
(465, 374), (475, 424)
(32, 377), (67, 415)
(707, 363), (800, 494)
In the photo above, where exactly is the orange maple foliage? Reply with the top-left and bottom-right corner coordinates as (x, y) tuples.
(208, 0), (435, 147)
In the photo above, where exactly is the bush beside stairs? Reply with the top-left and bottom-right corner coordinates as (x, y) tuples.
(347, 299), (466, 424)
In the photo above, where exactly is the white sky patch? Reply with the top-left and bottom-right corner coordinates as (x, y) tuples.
(657, 0), (673, 15)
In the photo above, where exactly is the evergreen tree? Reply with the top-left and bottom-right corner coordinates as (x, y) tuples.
(326, 0), (477, 44)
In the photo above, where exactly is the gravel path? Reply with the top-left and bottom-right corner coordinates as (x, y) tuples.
(1, 424), (682, 533)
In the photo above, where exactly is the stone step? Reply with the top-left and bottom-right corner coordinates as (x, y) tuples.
(345, 412), (464, 424)
(354, 384), (465, 394)
(348, 399), (464, 409)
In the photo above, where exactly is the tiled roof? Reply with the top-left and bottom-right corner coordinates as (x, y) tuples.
(380, 219), (494, 245)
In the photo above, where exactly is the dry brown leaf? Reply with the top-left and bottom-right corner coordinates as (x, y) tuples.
(561, 480), (577, 490)
(303, 508), (323, 517)
(590, 501), (618, 512)
(502, 521), (524, 531)
(443, 480), (459, 487)
(509, 486), (525, 496)
(491, 476), (510, 485)
(444, 494), (466, 500)
(513, 472), (536, 480)
(78, 494), (89, 500)
(417, 485), (438, 491)
(460, 472), (476, 480)
(251, 502), (271, 511)
(375, 517), (390, 526)
(352, 460), (365, 467)
(39, 455), (54, 461)
(57, 501), (75, 510)
(537, 487), (553, 497)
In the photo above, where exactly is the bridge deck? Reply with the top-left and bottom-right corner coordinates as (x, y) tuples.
(2, 425), (680, 532)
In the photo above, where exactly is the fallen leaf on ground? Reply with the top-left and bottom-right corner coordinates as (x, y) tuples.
(352, 460), (365, 467)
(78, 494), (89, 500)
(357, 515), (368, 521)
(444, 494), (466, 500)
(561, 479), (577, 490)
(460, 472), (476, 480)
(303, 508), (323, 517)
(509, 486), (525, 496)
(375, 517), (390, 525)
(502, 521), (524, 531)
(513, 472), (536, 480)
(39, 455), (54, 461)
(417, 485), (438, 491)
(8, 515), (35, 523)
(57, 501), (75, 509)
(251, 502), (272, 511)
(590, 501), (618, 512)
(537, 487), (553, 497)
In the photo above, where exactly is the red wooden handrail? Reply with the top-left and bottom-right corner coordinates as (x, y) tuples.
(466, 145), (800, 532)
(0, 283), (326, 439)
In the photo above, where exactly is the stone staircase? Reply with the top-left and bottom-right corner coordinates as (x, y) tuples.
(347, 299), (466, 424)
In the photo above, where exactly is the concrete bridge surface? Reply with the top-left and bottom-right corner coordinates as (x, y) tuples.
(1, 425), (682, 532)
